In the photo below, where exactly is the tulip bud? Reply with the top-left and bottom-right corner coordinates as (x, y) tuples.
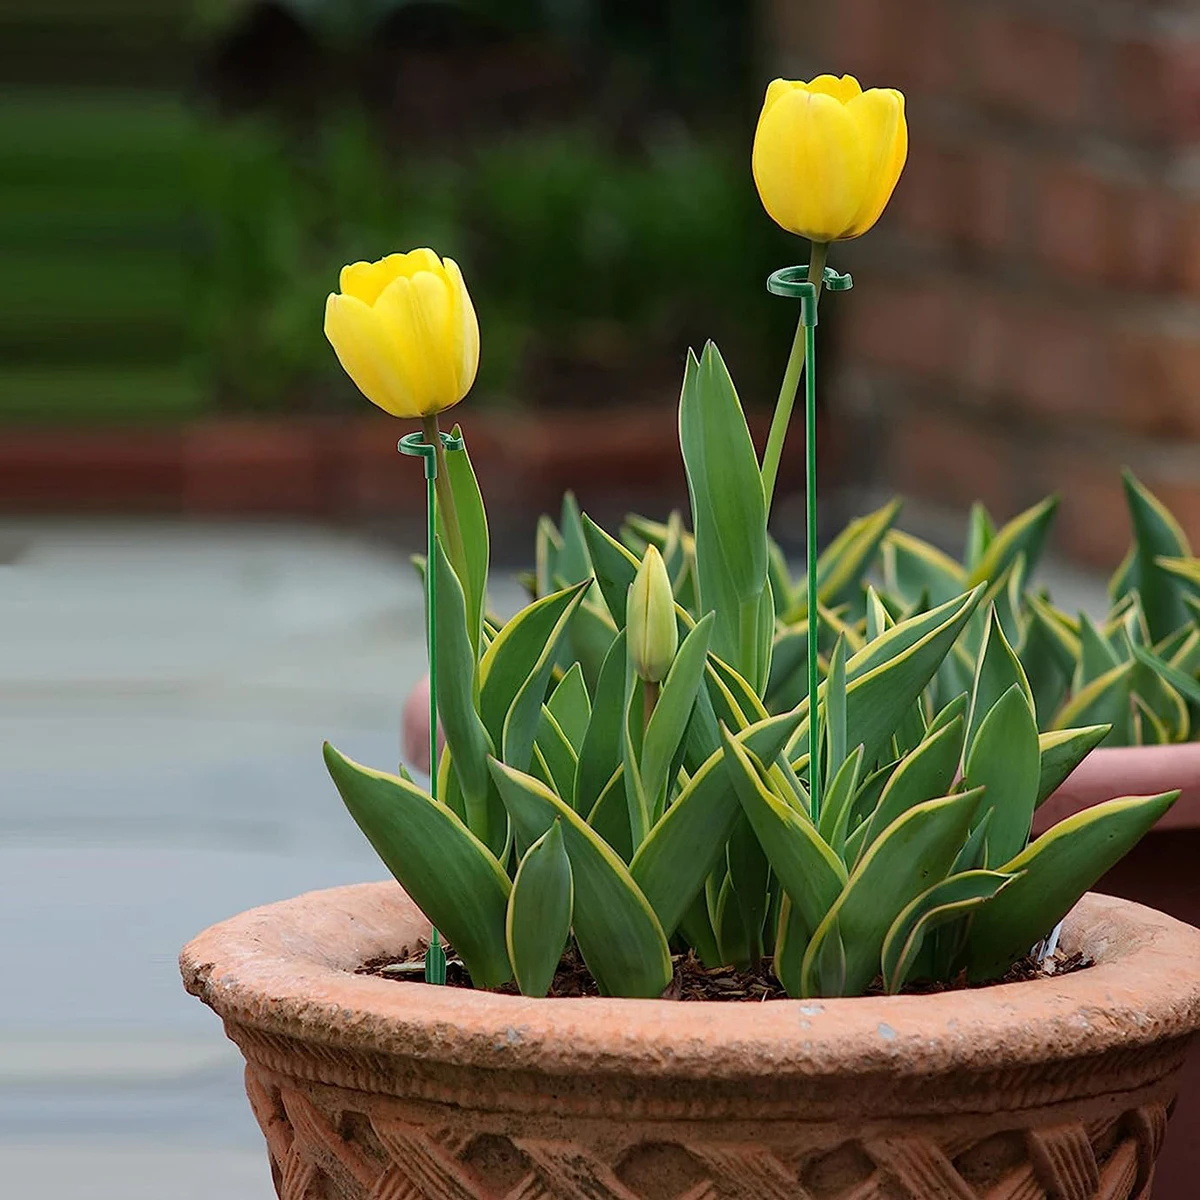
(324, 248), (479, 419)
(627, 545), (678, 683)
(752, 75), (907, 243)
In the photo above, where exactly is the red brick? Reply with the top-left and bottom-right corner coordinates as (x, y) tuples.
(831, 0), (898, 84)
(892, 143), (961, 245)
(887, 408), (1014, 516)
(831, 0), (958, 94)
(1114, 36), (1200, 146)
(182, 421), (327, 516)
(1036, 163), (1113, 284)
(1173, 203), (1200, 296)
(1047, 444), (1133, 568)
(841, 277), (962, 379)
(0, 428), (183, 512)
(955, 289), (1019, 400)
(1153, 482), (1200, 552)
(1117, 331), (1200, 438)
(1013, 306), (1115, 421)
(960, 146), (1022, 255)
(1120, 185), (1178, 292)
(973, 14), (1087, 126)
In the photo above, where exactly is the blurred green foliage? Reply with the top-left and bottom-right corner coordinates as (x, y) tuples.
(1, 1), (792, 424)
(193, 108), (791, 413)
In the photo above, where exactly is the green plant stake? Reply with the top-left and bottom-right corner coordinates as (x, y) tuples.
(399, 427), (465, 984)
(766, 263), (853, 821)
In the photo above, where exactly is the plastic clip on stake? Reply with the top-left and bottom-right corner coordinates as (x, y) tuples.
(399, 428), (465, 984)
(766, 265), (852, 823)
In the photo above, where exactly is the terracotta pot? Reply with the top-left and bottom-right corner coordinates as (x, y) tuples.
(401, 673), (444, 778)
(181, 882), (1200, 1200)
(1037, 743), (1200, 1198)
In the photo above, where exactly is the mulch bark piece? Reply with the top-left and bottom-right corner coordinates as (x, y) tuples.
(360, 941), (1091, 1000)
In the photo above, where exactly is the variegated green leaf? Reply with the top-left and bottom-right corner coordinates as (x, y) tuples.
(502, 584), (592, 774)
(824, 635), (848, 781)
(810, 498), (903, 612)
(967, 606), (1036, 754)
(881, 870), (1015, 994)
(441, 428), (490, 659)
(489, 759), (672, 997)
(964, 502), (995, 574)
(790, 587), (984, 772)
(547, 663), (591, 752)
(574, 630), (628, 817)
(967, 495), (1058, 588)
(586, 764), (632, 862)
(641, 614), (715, 808)
(324, 744), (512, 987)
(1036, 725), (1111, 805)
(433, 543), (497, 843)
(726, 813), (770, 964)
(506, 820), (574, 997)
(964, 684), (1041, 867)
(801, 788), (983, 997)
(882, 529), (966, 609)
(480, 580), (589, 749)
(679, 342), (768, 688)
(534, 707), (579, 804)
(630, 708), (803, 937)
(964, 791), (1178, 980)
(1123, 471), (1192, 642)
(817, 743), (865, 856)
(721, 727), (847, 960)
(534, 514), (562, 599)
(1052, 660), (1134, 745)
(857, 716), (964, 862)
(581, 513), (640, 626)
(1076, 611), (1121, 688)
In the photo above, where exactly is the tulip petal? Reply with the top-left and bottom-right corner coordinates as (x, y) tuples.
(444, 256), (480, 399)
(375, 275), (439, 414)
(753, 89), (869, 242)
(325, 292), (415, 417)
(411, 268), (460, 414)
(400, 247), (444, 278)
(843, 88), (908, 239)
(805, 74), (863, 103)
(339, 254), (407, 305)
(762, 78), (805, 115)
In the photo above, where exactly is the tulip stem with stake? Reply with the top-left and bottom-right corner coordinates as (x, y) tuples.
(761, 241), (828, 822)
(760, 240), (828, 512)
(409, 427), (448, 986)
(421, 414), (467, 582)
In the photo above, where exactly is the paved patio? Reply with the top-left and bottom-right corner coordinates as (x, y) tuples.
(0, 515), (1107, 1197)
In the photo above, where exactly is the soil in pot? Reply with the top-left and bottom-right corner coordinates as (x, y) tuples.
(357, 939), (1089, 1001)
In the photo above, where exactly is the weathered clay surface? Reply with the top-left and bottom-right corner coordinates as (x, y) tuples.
(181, 883), (1200, 1200)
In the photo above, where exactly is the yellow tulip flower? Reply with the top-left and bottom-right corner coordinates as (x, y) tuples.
(324, 248), (479, 419)
(752, 75), (907, 243)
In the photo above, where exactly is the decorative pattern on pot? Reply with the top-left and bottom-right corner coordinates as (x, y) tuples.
(243, 1064), (1167, 1200)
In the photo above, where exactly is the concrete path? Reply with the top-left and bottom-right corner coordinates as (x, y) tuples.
(0, 519), (524, 1197)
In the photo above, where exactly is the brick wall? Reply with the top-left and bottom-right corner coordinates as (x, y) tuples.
(766, 0), (1200, 566)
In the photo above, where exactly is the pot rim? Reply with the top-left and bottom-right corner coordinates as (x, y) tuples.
(182, 882), (1200, 1083)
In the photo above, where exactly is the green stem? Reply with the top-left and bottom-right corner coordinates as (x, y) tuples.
(421, 414), (466, 579)
(425, 466), (439, 800)
(804, 316), (821, 824)
(760, 241), (828, 514)
(422, 435), (446, 985)
(642, 679), (659, 736)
